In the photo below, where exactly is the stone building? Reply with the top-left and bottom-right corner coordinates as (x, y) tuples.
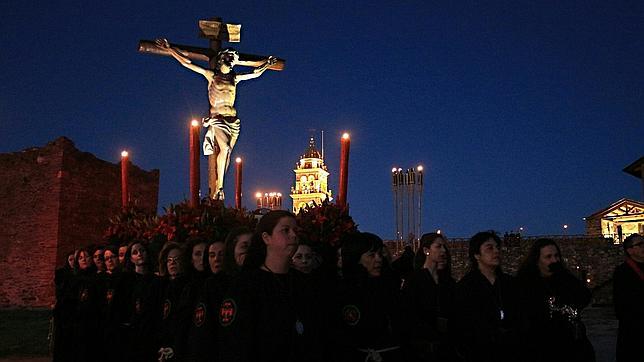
(290, 137), (333, 214)
(0, 137), (159, 308)
(585, 198), (644, 243)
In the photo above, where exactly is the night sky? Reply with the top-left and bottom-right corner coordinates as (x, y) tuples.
(2, 1), (643, 238)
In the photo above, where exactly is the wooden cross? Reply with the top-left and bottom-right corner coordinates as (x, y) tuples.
(138, 17), (284, 200)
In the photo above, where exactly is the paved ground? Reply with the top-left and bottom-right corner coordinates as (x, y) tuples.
(0, 307), (618, 362)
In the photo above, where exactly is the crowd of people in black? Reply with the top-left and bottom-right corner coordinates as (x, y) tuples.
(52, 210), (644, 362)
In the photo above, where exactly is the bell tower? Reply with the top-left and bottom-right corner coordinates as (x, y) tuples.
(290, 137), (332, 214)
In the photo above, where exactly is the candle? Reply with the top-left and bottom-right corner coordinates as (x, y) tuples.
(256, 192), (262, 209)
(189, 120), (200, 208)
(235, 157), (243, 209)
(338, 133), (351, 207)
(120, 150), (129, 208)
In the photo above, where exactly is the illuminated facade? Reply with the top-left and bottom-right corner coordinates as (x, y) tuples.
(290, 137), (332, 214)
(585, 198), (644, 243)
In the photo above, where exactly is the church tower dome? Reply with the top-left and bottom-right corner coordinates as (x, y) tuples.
(290, 137), (332, 214)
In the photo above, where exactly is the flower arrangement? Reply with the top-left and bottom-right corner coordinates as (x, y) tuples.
(104, 198), (256, 245)
(296, 199), (358, 247)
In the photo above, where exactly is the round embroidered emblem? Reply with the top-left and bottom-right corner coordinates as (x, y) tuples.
(106, 289), (114, 304)
(162, 299), (171, 320)
(135, 298), (142, 314)
(219, 299), (237, 327)
(342, 304), (361, 326)
(193, 303), (206, 327)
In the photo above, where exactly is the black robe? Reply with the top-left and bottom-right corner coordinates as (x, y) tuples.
(401, 268), (455, 361)
(126, 271), (157, 362)
(333, 274), (403, 362)
(451, 269), (522, 362)
(613, 260), (644, 362)
(218, 268), (323, 362)
(517, 269), (594, 362)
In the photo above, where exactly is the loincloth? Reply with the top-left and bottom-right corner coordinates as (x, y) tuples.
(202, 116), (240, 155)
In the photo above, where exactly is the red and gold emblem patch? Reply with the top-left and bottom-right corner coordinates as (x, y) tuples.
(106, 289), (114, 304)
(342, 304), (361, 326)
(162, 299), (171, 320)
(193, 303), (206, 327)
(219, 299), (237, 327)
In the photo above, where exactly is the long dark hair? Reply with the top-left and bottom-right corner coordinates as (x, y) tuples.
(413, 232), (452, 277)
(244, 210), (296, 269)
(517, 238), (564, 279)
(223, 227), (252, 275)
(468, 231), (502, 270)
(341, 232), (384, 278)
(123, 240), (149, 273)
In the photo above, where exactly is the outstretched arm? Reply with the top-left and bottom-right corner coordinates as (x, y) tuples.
(235, 56), (277, 82)
(155, 38), (212, 78)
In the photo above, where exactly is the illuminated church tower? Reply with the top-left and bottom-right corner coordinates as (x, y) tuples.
(290, 137), (332, 214)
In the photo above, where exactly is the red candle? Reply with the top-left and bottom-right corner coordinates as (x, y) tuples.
(120, 150), (129, 208)
(256, 192), (262, 209)
(189, 120), (200, 208)
(338, 132), (350, 207)
(235, 157), (243, 209)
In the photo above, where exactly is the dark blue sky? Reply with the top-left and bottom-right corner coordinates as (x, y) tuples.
(2, 1), (643, 238)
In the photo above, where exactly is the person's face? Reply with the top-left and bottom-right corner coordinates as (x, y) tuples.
(292, 245), (314, 274)
(208, 242), (225, 274)
(78, 251), (90, 270)
(424, 238), (448, 270)
(627, 236), (644, 263)
(67, 254), (75, 268)
(104, 250), (118, 272)
(93, 250), (105, 271)
(118, 246), (127, 264)
(166, 248), (182, 278)
(476, 239), (501, 270)
(192, 243), (207, 272)
(359, 248), (383, 277)
(130, 243), (147, 267)
(233, 234), (251, 267)
(262, 217), (298, 259)
(538, 245), (561, 277)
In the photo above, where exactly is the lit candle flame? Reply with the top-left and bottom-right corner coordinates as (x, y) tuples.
(191, 119), (200, 127)
(342, 133), (350, 139)
(121, 150), (128, 158)
(235, 157), (242, 163)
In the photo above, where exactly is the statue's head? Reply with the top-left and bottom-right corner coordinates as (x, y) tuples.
(217, 48), (239, 72)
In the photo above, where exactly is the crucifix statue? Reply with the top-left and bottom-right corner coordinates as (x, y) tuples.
(139, 18), (284, 200)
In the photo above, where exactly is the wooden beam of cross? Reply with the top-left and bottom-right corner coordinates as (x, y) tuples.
(138, 18), (285, 71)
(138, 17), (284, 201)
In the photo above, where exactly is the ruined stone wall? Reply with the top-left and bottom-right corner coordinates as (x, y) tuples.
(0, 143), (63, 308)
(0, 137), (159, 308)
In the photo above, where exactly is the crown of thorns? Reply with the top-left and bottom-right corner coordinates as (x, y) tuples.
(217, 48), (239, 63)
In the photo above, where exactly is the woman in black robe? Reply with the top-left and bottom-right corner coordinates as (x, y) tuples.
(218, 211), (323, 362)
(401, 232), (456, 361)
(450, 231), (522, 362)
(517, 238), (594, 362)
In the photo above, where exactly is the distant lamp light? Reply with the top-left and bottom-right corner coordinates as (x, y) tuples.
(586, 278), (591, 284)
(121, 150), (129, 158)
(392, 167), (397, 173)
(417, 165), (424, 172)
(437, 229), (441, 234)
(563, 224), (569, 229)
(191, 119), (200, 127)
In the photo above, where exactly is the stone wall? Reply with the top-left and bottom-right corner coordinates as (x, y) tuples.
(0, 137), (159, 308)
